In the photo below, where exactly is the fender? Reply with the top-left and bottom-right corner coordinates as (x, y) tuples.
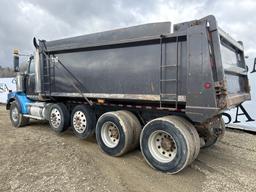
(6, 92), (32, 114)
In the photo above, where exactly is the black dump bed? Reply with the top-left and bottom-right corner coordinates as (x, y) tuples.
(36, 15), (250, 123)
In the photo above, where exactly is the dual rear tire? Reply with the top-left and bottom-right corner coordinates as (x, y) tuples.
(96, 111), (141, 156)
(140, 116), (200, 174)
(95, 112), (200, 174)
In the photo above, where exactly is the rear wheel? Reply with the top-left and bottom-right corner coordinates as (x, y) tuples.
(10, 101), (29, 127)
(71, 105), (96, 139)
(140, 116), (197, 174)
(48, 103), (70, 133)
(96, 111), (141, 157)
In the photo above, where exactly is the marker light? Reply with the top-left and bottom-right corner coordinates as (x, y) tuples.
(204, 82), (212, 89)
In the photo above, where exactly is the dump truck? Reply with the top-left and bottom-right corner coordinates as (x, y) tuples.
(6, 15), (251, 174)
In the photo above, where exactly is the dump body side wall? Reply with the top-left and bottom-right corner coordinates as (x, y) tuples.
(48, 37), (188, 102)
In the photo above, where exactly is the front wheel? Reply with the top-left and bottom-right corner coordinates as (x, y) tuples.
(10, 101), (29, 127)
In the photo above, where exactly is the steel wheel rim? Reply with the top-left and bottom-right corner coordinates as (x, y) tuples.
(73, 111), (87, 133)
(11, 107), (19, 122)
(101, 121), (120, 148)
(50, 108), (61, 129)
(148, 130), (177, 163)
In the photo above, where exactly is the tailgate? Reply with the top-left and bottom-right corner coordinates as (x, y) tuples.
(218, 28), (251, 108)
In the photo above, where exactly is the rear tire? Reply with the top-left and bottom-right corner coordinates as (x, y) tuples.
(140, 116), (196, 174)
(10, 101), (29, 127)
(170, 116), (200, 162)
(117, 110), (142, 150)
(71, 105), (96, 139)
(48, 103), (70, 133)
(96, 111), (141, 157)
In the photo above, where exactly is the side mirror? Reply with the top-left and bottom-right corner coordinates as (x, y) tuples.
(13, 49), (20, 72)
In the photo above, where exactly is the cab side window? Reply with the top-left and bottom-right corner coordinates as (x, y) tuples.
(28, 59), (35, 74)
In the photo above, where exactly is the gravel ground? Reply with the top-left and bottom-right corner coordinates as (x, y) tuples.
(0, 105), (256, 192)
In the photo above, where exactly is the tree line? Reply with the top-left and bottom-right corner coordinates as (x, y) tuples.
(0, 66), (16, 77)
(0, 63), (28, 78)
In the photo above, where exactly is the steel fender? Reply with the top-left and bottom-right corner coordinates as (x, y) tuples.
(6, 92), (32, 114)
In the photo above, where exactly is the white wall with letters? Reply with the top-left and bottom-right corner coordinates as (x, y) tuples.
(0, 78), (16, 103)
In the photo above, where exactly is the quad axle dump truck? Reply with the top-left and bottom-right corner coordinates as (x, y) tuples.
(7, 15), (251, 174)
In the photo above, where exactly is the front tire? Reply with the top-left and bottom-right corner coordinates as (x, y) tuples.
(10, 101), (29, 127)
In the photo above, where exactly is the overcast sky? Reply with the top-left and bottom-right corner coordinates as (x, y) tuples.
(0, 0), (255, 68)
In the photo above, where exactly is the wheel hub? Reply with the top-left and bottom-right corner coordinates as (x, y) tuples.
(101, 122), (120, 148)
(161, 137), (172, 151)
(75, 117), (81, 126)
(73, 111), (87, 133)
(11, 107), (19, 122)
(148, 130), (177, 163)
(50, 108), (61, 128)
(109, 126), (119, 140)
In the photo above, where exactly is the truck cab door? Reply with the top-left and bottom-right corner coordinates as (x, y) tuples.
(26, 58), (36, 95)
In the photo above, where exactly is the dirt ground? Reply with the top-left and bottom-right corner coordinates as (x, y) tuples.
(0, 106), (256, 192)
